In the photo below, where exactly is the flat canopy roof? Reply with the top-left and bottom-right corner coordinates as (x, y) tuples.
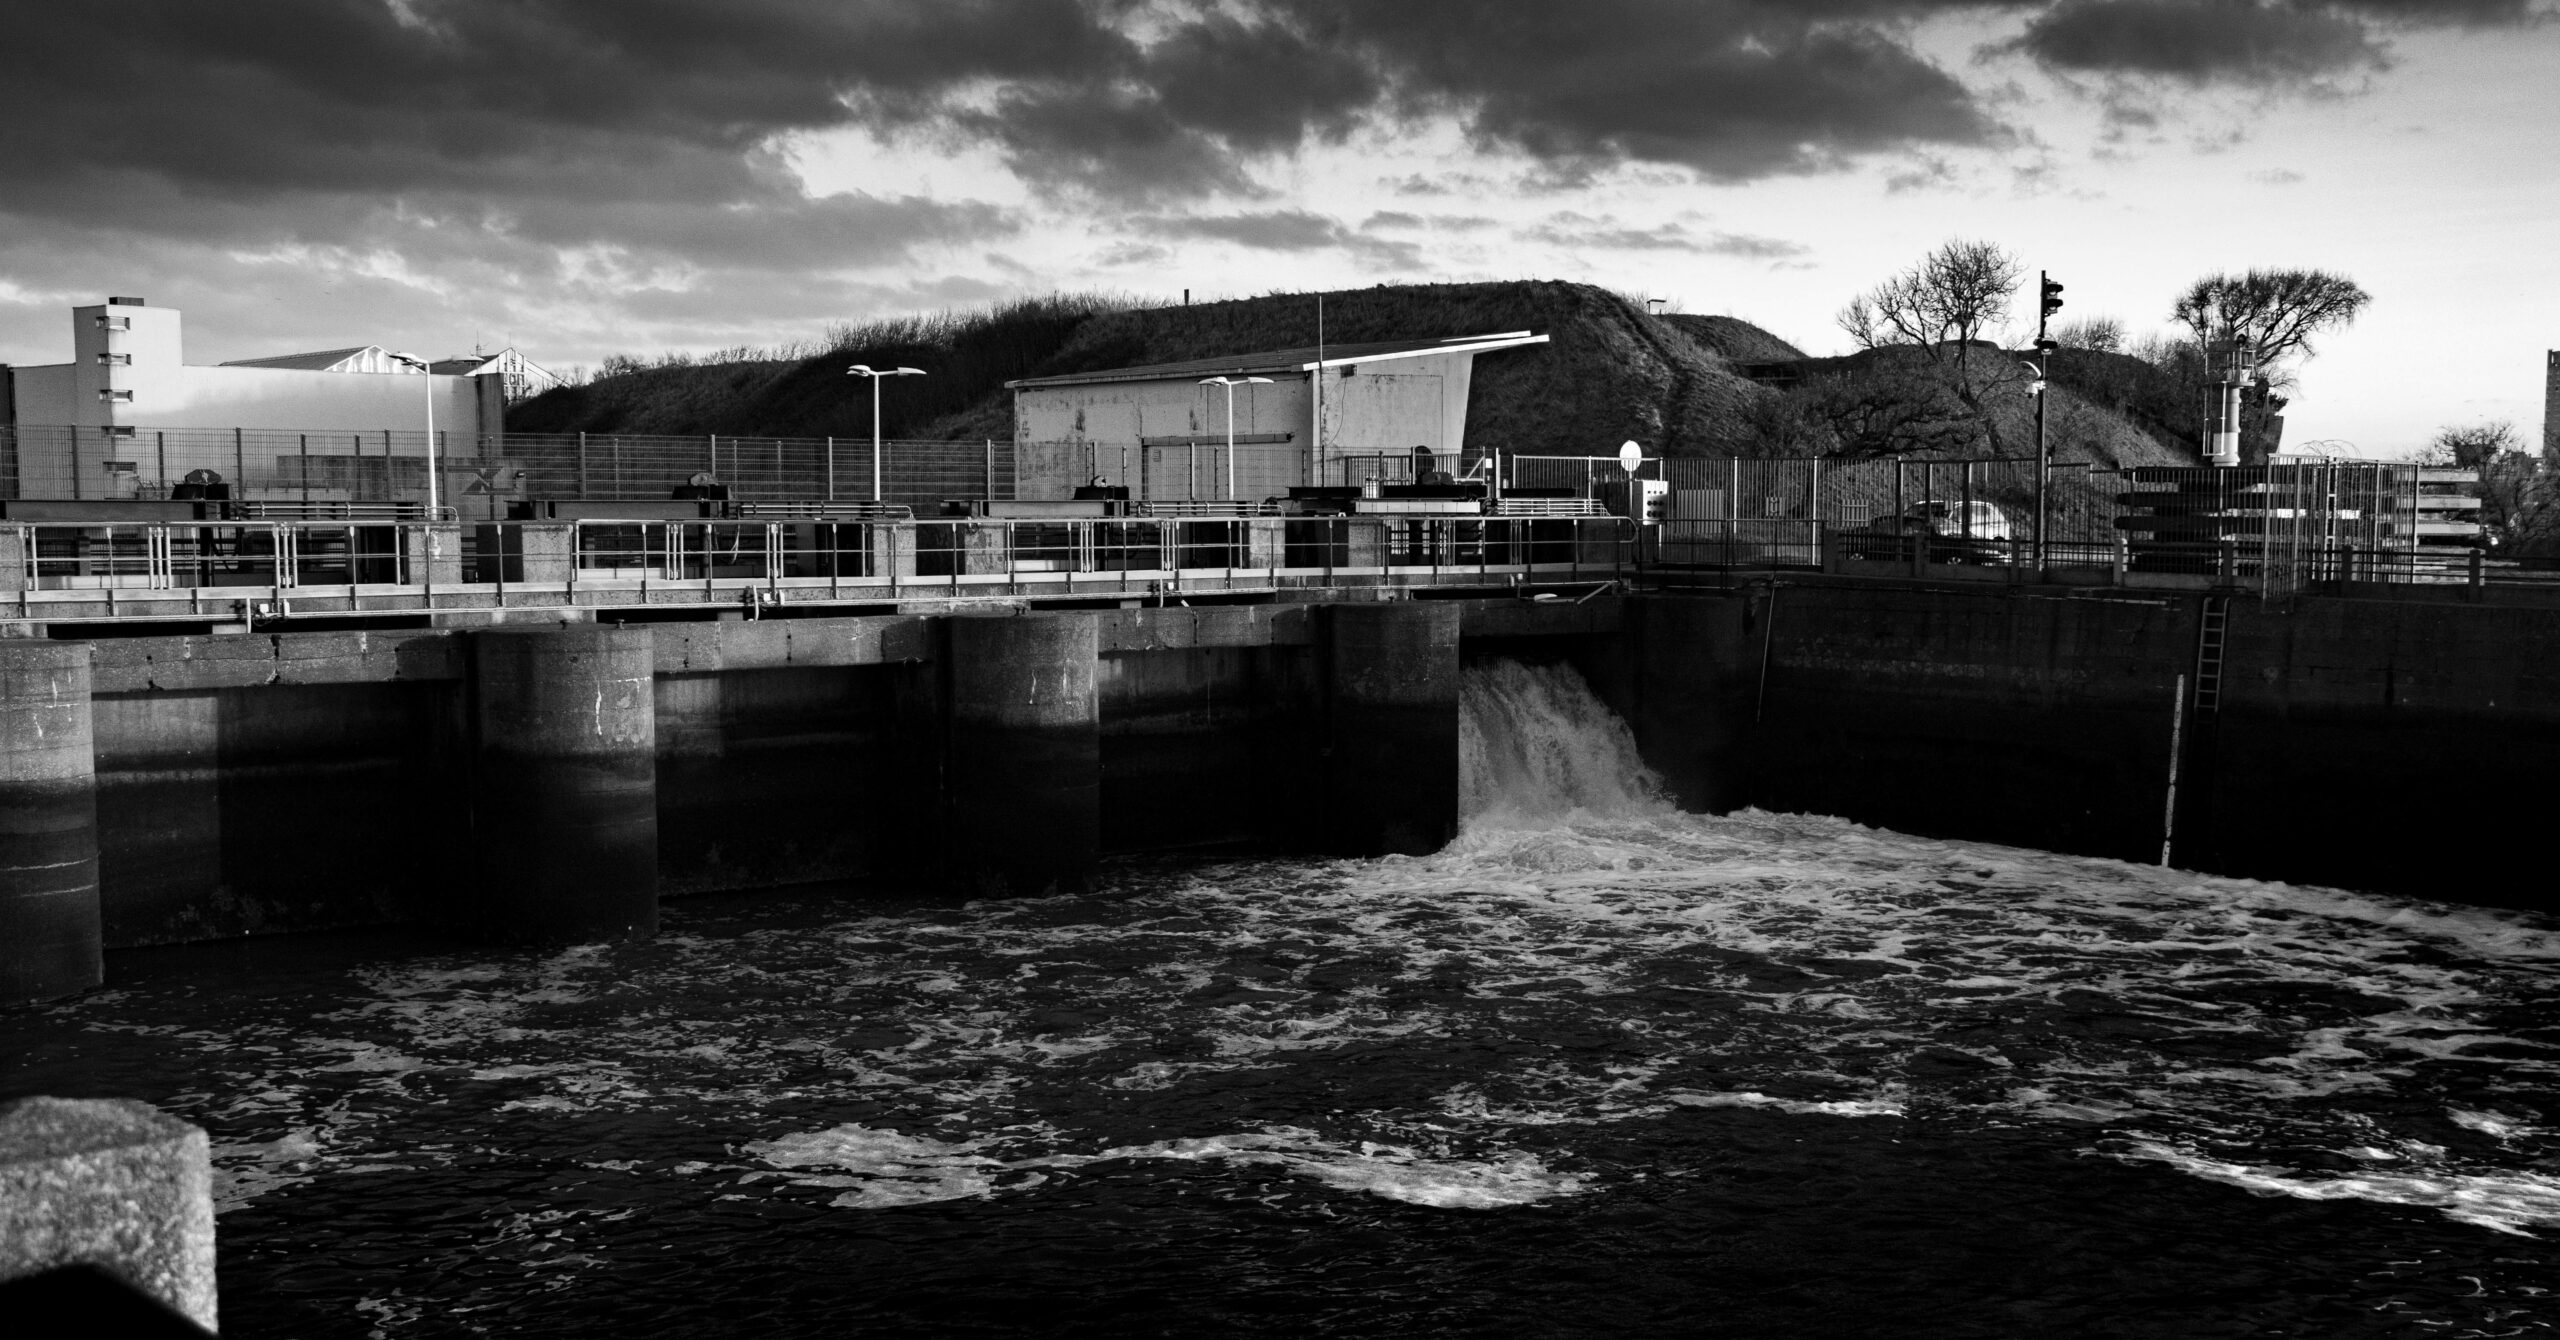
(1005, 331), (1548, 390)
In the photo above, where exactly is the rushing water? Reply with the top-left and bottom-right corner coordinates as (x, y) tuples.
(6, 659), (2559, 1336)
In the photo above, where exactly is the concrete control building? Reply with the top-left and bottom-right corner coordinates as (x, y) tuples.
(0, 297), (517, 501)
(1006, 331), (1548, 501)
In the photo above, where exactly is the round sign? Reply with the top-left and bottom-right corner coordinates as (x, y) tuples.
(1617, 440), (1644, 475)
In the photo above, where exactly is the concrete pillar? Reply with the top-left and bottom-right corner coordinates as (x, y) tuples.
(1344, 518), (1389, 569)
(404, 523), (462, 586)
(1, 642), (100, 1002)
(961, 523), (1011, 576)
(0, 1098), (215, 1332)
(1326, 601), (1460, 855)
(1246, 518), (1288, 569)
(869, 523), (917, 580)
(0, 528), (31, 593)
(945, 613), (1098, 896)
(469, 625), (657, 942)
(515, 522), (576, 585)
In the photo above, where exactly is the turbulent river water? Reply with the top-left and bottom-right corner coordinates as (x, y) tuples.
(6, 659), (2560, 1337)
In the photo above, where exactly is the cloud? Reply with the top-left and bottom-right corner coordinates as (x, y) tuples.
(2001, 0), (2541, 88)
(1129, 209), (1424, 269)
(2249, 166), (2307, 183)
(1520, 214), (1809, 259)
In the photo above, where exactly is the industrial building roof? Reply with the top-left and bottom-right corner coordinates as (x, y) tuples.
(1005, 330), (1547, 390)
(219, 345), (389, 372)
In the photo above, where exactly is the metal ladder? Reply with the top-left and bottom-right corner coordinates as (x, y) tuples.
(2193, 595), (2229, 714)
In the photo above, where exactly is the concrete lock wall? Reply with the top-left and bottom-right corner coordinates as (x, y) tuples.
(469, 625), (660, 943)
(37, 578), (2556, 962)
(30, 599), (1528, 958)
(1, 642), (102, 1003)
(1616, 583), (2560, 917)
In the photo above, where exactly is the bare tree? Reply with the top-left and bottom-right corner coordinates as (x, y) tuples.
(2170, 268), (2371, 389)
(2416, 421), (2548, 550)
(1838, 239), (2024, 384)
(2051, 315), (2125, 354)
(2167, 268), (2369, 463)
(2417, 420), (2523, 469)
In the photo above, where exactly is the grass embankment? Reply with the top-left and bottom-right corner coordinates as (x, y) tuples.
(511, 279), (2196, 468)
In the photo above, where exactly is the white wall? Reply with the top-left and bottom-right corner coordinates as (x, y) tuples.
(10, 303), (491, 436)
(136, 365), (484, 433)
(1011, 350), (1483, 500)
(5, 301), (502, 501)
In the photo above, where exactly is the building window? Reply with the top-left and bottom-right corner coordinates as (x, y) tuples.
(94, 315), (130, 331)
(96, 352), (132, 366)
(98, 389), (133, 402)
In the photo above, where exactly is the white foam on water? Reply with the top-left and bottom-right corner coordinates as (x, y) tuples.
(743, 1125), (1007, 1208)
(2113, 1138), (2560, 1237)
(210, 1128), (326, 1214)
(1665, 1090), (1910, 1119)
(742, 1122), (1587, 1211)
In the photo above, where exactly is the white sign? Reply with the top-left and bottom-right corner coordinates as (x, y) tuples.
(1617, 440), (1644, 475)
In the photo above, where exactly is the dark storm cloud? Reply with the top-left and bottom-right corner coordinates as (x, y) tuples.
(1247, 0), (2015, 183)
(2008, 0), (2385, 81)
(2003, 0), (2544, 86)
(0, 0), (2542, 346)
(0, 0), (1044, 269)
(0, 0), (2033, 235)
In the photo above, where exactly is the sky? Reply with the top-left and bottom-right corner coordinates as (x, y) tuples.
(1, 0), (2553, 456)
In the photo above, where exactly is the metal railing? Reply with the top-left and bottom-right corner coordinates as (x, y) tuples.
(0, 513), (1641, 620)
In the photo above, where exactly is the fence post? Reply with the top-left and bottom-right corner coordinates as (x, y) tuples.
(233, 428), (244, 494)
(824, 436), (835, 502)
(299, 433), (309, 507)
(708, 433), (717, 480)
(577, 431), (590, 500)
(985, 439), (995, 502)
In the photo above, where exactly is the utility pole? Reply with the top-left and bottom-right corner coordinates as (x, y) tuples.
(2033, 272), (2064, 572)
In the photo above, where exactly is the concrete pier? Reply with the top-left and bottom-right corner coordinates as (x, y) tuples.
(1, 642), (101, 1002)
(945, 613), (1099, 896)
(0, 1097), (215, 1332)
(1326, 601), (1461, 855)
(469, 624), (658, 942)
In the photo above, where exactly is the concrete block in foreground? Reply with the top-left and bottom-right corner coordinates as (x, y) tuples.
(0, 1097), (215, 1332)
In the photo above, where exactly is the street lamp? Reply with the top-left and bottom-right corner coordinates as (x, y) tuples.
(1199, 375), (1273, 501)
(847, 364), (926, 503)
(386, 351), (441, 520)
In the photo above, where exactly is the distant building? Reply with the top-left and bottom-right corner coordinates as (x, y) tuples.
(0, 296), (521, 501)
(2546, 350), (2558, 467)
(1005, 331), (1548, 501)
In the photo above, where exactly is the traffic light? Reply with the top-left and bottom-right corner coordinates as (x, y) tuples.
(2040, 275), (2065, 318)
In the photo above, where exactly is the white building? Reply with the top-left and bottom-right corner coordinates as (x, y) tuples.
(0, 296), (516, 502)
(1005, 331), (1548, 501)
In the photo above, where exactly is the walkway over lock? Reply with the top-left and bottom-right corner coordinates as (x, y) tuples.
(0, 514), (1638, 629)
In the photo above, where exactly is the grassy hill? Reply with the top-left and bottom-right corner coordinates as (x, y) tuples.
(510, 280), (2196, 469)
(511, 281), (1771, 456)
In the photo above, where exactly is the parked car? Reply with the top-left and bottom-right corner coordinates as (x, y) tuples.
(1840, 504), (2016, 565)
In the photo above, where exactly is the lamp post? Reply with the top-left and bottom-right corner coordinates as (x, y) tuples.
(1199, 375), (1273, 501)
(386, 352), (441, 520)
(847, 364), (927, 502)
(2032, 271), (2065, 572)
